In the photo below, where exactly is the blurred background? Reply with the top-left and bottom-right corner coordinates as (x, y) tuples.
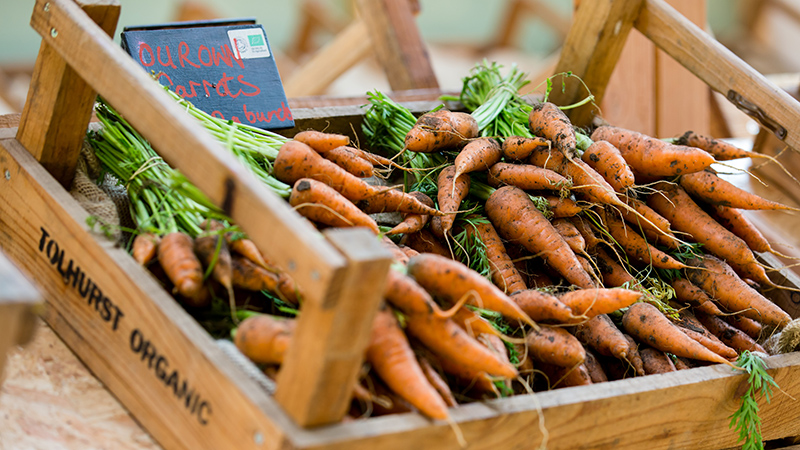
(2, 0), (800, 114)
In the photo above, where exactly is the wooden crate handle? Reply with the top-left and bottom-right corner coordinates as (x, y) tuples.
(26, 0), (391, 427)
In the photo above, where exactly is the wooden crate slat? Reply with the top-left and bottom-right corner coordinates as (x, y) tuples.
(16, 0), (120, 188)
(0, 136), (292, 450)
(28, 0), (346, 309)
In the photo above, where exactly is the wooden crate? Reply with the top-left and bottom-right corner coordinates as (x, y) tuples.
(3, 1), (800, 449)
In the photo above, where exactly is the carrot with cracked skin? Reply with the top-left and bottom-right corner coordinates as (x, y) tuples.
(528, 102), (577, 156)
(437, 165), (471, 236)
(603, 210), (688, 270)
(158, 231), (207, 306)
(669, 278), (724, 316)
(501, 135), (551, 160)
(558, 288), (642, 319)
(234, 314), (295, 365)
(385, 192), (435, 236)
(573, 314), (631, 361)
(463, 217), (527, 294)
(695, 310), (767, 355)
(622, 302), (735, 366)
(581, 140), (635, 193)
(132, 232), (160, 265)
(293, 130), (350, 152)
(487, 162), (570, 191)
(486, 186), (596, 289)
(366, 306), (450, 421)
(526, 324), (586, 368)
(510, 289), (580, 324)
(401, 229), (452, 259)
(591, 125), (716, 178)
(289, 178), (380, 234)
(406, 253), (537, 327)
(680, 169), (799, 211)
(321, 146), (373, 178)
(676, 130), (768, 161)
(648, 181), (774, 287)
(453, 137), (502, 179)
(405, 109), (479, 153)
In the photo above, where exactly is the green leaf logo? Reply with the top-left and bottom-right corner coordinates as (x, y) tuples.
(248, 34), (264, 46)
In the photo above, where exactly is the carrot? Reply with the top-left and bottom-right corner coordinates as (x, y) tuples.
(451, 306), (505, 339)
(293, 129), (350, 153)
(709, 205), (775, 254)
(485, 186), (596, 289)
(233, 314), (295, 365)
(365, 306), (450, 421)
(686, 255), (791, 329)
(385, 192), (435, 236)
(406, 253), (537, 327)
(198, 220), (272, 273)
(622, 333), (645, 376)
(487, 162), (570, 191)
(381, 237), (411, 265)
(453, 137), (502, 180)
(526, 324), (586, 368)
(676, 130), (767, 161)
(194, 227), (234, 292)
(321, 146), (374, 178)
(674, 309), (738, 360)
(680, 169), (799, 211)
(405, 109), (479, 153)
(558, 288), (642, 319)
(583, 348), (610, 383)
(581, 140), (635, 193)
(231, 255), (281, 291)
(528, 102), (576, 156)
(401, 229), (452, 259)
(132, 232), (160, 265)
(618, 195), (676, 241)
(463, 217), (527, 294)
(602, 210), (687, 270)
(346, 147), (396, 168)
(357, 185), (443, 216)
(289, 178), (380, 234)
(621, 301), (735, 366)
(673, 356), (694, 370)
(438, 165), (471, 236)
(501, 135), (551, 161)
(552, 218), (586, 256)
(510, 289), (580, 324)
(383, 268), (444, 317)
(593, 247), (637, 288)
(573, 314), (631, 361)
(695, 310), (767, 355)
(157, 231), (206, 305)
(647, 181), (773, 287)
(417, 354), (458, 408)
(669, 278), (724, 316)
(570, 216), (605, 251)
(539, 361), (593, 388)
(545, 195), (586, 218)
(591, 125), (716, 178)
(724, 314), (763, 341)
(638, 347), (677, 374)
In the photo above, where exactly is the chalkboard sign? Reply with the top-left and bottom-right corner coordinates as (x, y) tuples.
(121, 19), (294, 130)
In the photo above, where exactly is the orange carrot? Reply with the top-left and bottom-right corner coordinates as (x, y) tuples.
(400, 229), (452, 259)
(405, 109), (479, 153)
(366, 306), (450, 421)
(591, 125), (716, 178)
(648, 181), (773, 287)
(680, 169), (799, 211)
(570, 216), (605, 251)
(463, 217), (528, 294)
(545, 195), (586, 218)
(437, 165), (471, 236)
(602, 210), (687, 270)
(383, 268), (444, 317)
(675, 309), (738, 360)
(501, 135), (551, 160)
(385, 191), (435, 236)
(539, 361), (593, 388)
(357, 185), (443, 216)
(618, 195), (676, 241)
(686, 255), (791, 329)
(417, 354), (458, 407)
(231, 255), (281, 291)
(622, 333), (645, 376)
(573, 314), (631, 361)
(453, 137), (502, 179)
(485, 186), (596, 289)
(724, 314), (763, 341)
(638, 347), (677, 374)
(594, 246), (638, 288)
(289, 178), (380, 234)
(194, 227), (233, 291)
(558, 288), (641, 319)
(451, 306), (505, 339)
(158, 231), (206, 305)
(132, 232), (160, 265)
(234, 314), (295, 365)
(321, 146), (374, 178)
(669, 278), (724, 316)
(406, 253), (536, 327)
(528, 102), (576, 156)
(487, 162), (570, 191)
(676, 130), (767, 161)
(621, 302), (735, 366)
(581, 140), (635, 193)
(293, 130), (350, 153)
(510, 289), (580, 324)
(695, 310), (767, 355)
(526, 325), (586, 368)
(552, 218), (587, 257)
(709, 205), (774, 254)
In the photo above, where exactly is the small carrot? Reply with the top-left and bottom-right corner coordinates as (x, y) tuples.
(709, 205), (775, 255)
(544, 195), (586, 218)
(583, 348), (609, 383)
(622, 333), (645, 376)
(676, 130), (768, 161)
(581, 140), (635, 193)
(570, 216), (605, 251)
(593, 247), (638, 288)
(321, 146), (374, 178)
(724, 314), (763, 341)
(558, 288), (642, 319)
(485, 186), (596, 289)
(194, 226), (234, 292)
(231, 254), (281, 292)
(437, 165), (471, 236)
(618, 195), (676, 242)
(385, 191), (435, 236)
(591, 125), (716, 178)
(695, 310), (767, 355)
(501, 135), (551, 161)
(487, 162), (570, 191)
(669, 278), (724, 316)
(621, 302), (734, 366)
(132, 232), (160, 266)
(528, 102), (576, 156)
(405, 109), (479, 153)
(417, 354), (458, 407)
(157, 231), (206, 305)
(602, 210), (687, 270)
(407, 253), (537, 328)
(293, 129), (350, 153)
(357, 185), (444, 217)
(552, 218), (586, 257)
(289, 178), (380, 234)
(463, 217), (527, 294)
(526, 325), (586, 368)
(675, 309), (738, 360)
(400, 229), (452, 259)
(451, 306), (505, 339)
(680, 169), (799, 211)
(453, 137), (502, 180)
(539, 361), (593, 388)
(383, 268), (445, 317)
(573, 314), (631, 361)
(510, 289), (579, 324)
(638, 347), (677, 374)
(234, 314), (295, 365)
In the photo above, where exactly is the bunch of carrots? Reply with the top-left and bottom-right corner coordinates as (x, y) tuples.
(88, 64), (797, 429)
